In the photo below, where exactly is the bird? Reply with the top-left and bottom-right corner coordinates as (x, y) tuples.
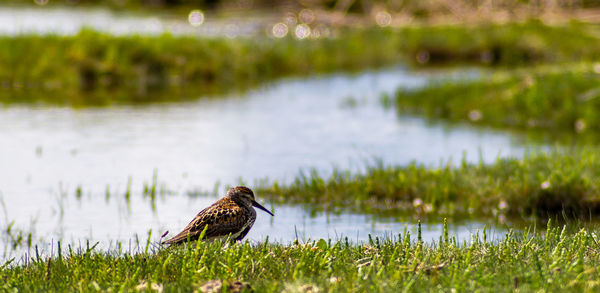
(162, 186), (274, 245)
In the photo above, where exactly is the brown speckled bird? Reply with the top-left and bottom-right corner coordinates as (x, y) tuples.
(162, 186), (273, 244)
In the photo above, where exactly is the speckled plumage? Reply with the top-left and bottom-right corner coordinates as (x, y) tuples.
(163, 186), (273, 245)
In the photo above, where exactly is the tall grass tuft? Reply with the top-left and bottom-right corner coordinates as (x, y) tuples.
(258, 148), (600, 220)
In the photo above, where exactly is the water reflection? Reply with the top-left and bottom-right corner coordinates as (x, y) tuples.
(0, 67), (526, 258)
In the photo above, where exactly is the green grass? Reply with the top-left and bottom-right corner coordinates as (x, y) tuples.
(396, 21), (600, 66)
(2, 222), (600, 291)
(395, 63), (600, 134)
(0, 28), (402, 106)
(257, 148), (600, 221)
(3, 21), (600, 105)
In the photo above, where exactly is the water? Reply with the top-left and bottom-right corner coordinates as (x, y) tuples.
(0, 67), (525, 258)
(0, 6), (271, 37)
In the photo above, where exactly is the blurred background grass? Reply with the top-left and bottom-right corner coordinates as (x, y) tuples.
(2, 21), (600, 105)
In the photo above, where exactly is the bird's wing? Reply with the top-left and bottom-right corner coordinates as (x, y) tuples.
(234, 224), (253, 241)
(163, 198), (249, 245)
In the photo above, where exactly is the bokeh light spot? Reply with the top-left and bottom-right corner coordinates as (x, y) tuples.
(468, 110), (482, 122)
(416, 51), (430, 64)
(375, 11), (392, 27)
(299, 9), (315, 24)
(284, 13), (297, 26)
(188, 10), (205, 27)
(311, 29), (321, 39)
(272, 23), (288, 38)
(34, 0), (49, 5)
(575, 119), (587, 133)
(314, 25), (332, 39)
(295, 24), (310, 39)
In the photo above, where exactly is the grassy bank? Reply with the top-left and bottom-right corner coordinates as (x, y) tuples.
(2, 223), (600, 291)
(395, 22), (600, 66)
(2, 21), (600, 105)
(257, 148), (600, 221)
(0, 28), (400, 106)
(395, 63), (600, 133)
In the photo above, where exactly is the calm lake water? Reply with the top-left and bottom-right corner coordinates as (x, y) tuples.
(0, 6), (272, 37)
(0, 67), (528, 259)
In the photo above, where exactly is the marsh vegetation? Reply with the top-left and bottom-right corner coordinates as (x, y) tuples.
(2, 21), (600, 105)
(3, 222), (600, 292)
(3, 1), (600, 291)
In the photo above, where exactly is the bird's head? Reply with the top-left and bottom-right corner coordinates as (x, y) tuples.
(227, 186), (274, 216)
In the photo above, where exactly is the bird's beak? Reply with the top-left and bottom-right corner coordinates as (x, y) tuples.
(252, 200), (274, 216)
